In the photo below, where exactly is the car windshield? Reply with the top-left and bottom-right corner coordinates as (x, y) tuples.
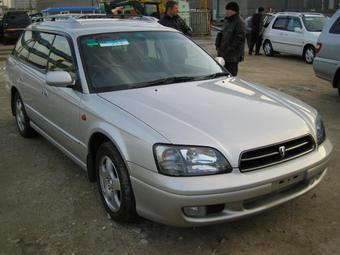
(302, 16), (327, 32)
(79, 31), (226, 92)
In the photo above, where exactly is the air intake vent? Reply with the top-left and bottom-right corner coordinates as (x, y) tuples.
(239, 135), (315, 172)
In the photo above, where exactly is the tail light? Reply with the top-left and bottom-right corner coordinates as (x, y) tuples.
(4, 28), (17, 32)
(315, 43), (322, 54)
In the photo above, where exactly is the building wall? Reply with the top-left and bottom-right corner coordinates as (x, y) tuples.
(1, 0), (36, 10)
(36, 0), (95, 11)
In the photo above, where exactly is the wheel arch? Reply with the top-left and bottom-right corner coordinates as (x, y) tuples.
(10, 86), (19, 116)
(86, 129), (129, 183)
(302, 43), (315, 56)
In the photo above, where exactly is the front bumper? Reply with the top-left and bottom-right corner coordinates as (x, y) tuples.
(129, 139), (333, 227)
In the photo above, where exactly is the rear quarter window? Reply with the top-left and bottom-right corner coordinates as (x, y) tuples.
(27, 32), (55, 70)
(329, 17), (340, 34)
(14, 31), (33, 60)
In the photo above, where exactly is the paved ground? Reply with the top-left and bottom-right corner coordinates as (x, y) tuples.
(0, 36), (339, 255)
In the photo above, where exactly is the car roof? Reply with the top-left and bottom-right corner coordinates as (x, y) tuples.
(275, 12), (324, 17)
(28, 17), (175, 37)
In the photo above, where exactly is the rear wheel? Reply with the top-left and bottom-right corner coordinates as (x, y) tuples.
(304, 45), (315, 64)
(14, 93), (36, 138)
(96, 142), (137, 223)
(263, 40), (274, 56)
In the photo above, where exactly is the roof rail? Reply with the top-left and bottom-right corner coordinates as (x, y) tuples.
(76, 13), (159, 22)
(276, 11), (323, 15)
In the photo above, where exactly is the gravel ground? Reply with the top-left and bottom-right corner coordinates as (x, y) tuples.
(0, 35), (339, 255)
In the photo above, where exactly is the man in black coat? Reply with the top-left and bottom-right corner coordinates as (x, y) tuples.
(217, 2), (246, 76)
(249, 6), (265, 55)
(159, 0), (192, 36)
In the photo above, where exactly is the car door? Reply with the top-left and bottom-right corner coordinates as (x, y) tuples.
(14, 30), (48, 127)
(270, 16), (289, 52)
(285, 16), (304, 55)
(39, 34), (83, 160)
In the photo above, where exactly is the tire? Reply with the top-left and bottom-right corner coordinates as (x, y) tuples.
(304, 45), (315, 64)
(13, 93), (36, 138)
(96, 142), (137, 223)
(263, 40), (274, 56)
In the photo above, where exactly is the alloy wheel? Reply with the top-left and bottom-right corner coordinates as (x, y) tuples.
(98, 155), (121, 212)
(15, 99), (25, 132)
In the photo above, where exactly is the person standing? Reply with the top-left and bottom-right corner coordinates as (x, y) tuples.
(217, 2), (246, 76)
(245, 15), (253, 53)
(249, 6), (265, 55)
(159, 0), (192, 36)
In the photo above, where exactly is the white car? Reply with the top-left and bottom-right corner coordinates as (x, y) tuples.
(262, 12), (327, 64)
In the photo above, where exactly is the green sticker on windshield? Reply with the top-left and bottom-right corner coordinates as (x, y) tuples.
(85, 39), (99, 47)
(99, 39), (129, 47)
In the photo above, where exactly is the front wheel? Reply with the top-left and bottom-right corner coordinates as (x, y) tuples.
(304, 45), (315, 64)
(263, 40), (274, 56)
(96, 142), (137, 223)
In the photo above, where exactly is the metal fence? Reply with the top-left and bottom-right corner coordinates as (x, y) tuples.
(190, 10), (211, 35)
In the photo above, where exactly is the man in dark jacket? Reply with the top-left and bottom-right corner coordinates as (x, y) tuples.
(249, 6), (265, 55)
(217, 2), (246, 76)
(159, 0), (192, 36)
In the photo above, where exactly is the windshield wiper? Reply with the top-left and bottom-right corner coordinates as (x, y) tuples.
(195, 72), (229, 80)
(133, 76), (198, 88)
(132, 73), (229, 89)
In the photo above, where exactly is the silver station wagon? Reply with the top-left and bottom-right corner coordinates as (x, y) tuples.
(6, 18), (333, 227)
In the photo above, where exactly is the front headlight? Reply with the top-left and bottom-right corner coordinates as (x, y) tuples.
(153, 144), (232, 176)
(316, 115), (326, 145)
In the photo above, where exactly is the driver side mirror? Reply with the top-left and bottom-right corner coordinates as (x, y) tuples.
(46, 71), (74, 87)
(294, 27), (303, 33)
(215, 57), (225, 67)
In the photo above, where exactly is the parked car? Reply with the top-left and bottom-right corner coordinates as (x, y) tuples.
(0, 11), (31, 44)
(5, 18), (333, 227)
(313, 9), (340, 97)
(262, 12), (327, 64)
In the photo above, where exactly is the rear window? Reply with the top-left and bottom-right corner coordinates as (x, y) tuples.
(330, 17), (340, 34)
(302, 16), (327, 32)
(264, 15), (274, 28)
(4, 12), (30, 27)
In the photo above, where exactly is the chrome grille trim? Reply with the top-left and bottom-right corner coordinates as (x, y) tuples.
(239, 135), (316, 172)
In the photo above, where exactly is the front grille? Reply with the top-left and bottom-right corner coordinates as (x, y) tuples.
(239, 135), (315, 172)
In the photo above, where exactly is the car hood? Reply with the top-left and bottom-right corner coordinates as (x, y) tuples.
(98, 77), (317, 167)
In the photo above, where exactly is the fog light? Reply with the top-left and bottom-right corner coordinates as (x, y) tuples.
(183, 206), (207, 217)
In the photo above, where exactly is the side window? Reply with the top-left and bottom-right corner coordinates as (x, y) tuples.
(287, 17), (302, 32)
(330, 17), (340, 34)
(14, 31), (33, 60)
(264, 15), (274, 28)
(27, 32), (55, 70)
(48, 35), (76, 78)
(273, 16), (289, 30)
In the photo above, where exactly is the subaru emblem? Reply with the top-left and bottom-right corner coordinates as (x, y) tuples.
(279, 146), (286, 158)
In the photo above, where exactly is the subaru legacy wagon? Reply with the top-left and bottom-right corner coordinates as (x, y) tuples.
(6, 18), (333, 227)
